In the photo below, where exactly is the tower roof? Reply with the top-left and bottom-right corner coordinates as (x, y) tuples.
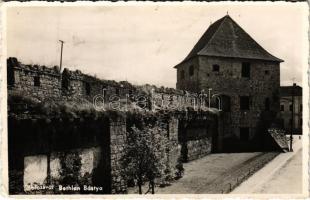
(175, 15), (283, 67)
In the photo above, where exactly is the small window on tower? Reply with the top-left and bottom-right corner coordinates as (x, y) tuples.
(180, 70), (185, 80)
(212, 64), (220, 72)
(34, 76), (40, 87)
(289, 104), (293, 111)
(189, 65), (194, 76)
(241, 62), (251, 78)
(240, 96), (250, 110)
(280, 105), (284, 111)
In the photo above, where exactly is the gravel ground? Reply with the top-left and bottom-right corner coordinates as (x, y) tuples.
(128, 151), (279, 194)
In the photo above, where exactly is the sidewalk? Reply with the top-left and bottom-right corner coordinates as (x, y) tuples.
(231, 135), (303, 194)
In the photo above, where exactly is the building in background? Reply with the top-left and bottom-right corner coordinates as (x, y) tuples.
(174, 15), (283, 151)
(279, 84), (303, 134)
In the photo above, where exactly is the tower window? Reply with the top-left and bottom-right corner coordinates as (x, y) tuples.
(180, 70), (185, 80)
(34, 76), (40, 87)
(280, 105), (284, 111)
(189, 65), (194, 76)
(289, 104), (293, 111)
(240, 96), (250, 110)
(222, 95), (231, 112)
(212, 64), (220, 72)
(241, 62), (251, 78)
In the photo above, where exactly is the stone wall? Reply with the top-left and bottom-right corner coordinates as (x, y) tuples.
(175, 58), (200, 92)
(167, 118), (181, 176)
(7, 57), (223, 194)
(23, 147), (102, 194)
(7, 57), (209, 112)
(8, 115), (112, 194)
(186, 138), (212, 161)
(109, 119), (127, 194)
(9, 112), (206, 194)
(7, 57), (61, 101)
(178, 113), (218, 162)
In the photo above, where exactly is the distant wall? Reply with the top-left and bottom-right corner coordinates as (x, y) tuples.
(7, 57), (206, 111)
(178, 114), (219, 162)
(279, 95), (302, 134)
(7, 57), (61, 100)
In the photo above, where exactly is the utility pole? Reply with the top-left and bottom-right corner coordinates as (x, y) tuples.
(59, 40), (64, 72)
(290, 82), (295, 152)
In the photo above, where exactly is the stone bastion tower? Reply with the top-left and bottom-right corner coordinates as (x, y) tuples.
(174, 15), (283, 152)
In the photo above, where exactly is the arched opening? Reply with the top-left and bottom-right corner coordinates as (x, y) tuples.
(221, 95), (231, 112)
(210, 94), (231, 112)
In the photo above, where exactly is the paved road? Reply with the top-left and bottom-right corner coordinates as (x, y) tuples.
(129, 151), (279, 194)
(232, 135), (303, 194)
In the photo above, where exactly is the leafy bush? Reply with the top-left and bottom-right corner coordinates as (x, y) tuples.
(120, 123), (168, 194)
(175, 157), (184, 179)
(58, 151), (82, 193)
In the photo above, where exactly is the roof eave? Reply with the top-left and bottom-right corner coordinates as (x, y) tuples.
(197, 53), (284, 63)
(174, 55), (283, 69)
(173, 55), (198, 69)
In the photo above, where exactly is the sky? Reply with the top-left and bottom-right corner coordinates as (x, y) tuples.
(6, 2), (308, 88)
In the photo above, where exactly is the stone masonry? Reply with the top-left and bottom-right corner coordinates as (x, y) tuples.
(175, 15), (282, 151)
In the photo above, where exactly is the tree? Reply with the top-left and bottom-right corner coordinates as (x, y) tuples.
(121, 123), (168, 194)
(58, 151), (82, 193)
